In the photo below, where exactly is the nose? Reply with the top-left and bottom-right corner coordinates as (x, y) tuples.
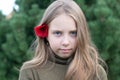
(61, 36), (70, 47)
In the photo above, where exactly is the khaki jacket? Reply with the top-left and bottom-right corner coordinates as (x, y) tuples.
(19, 61), (108, 80)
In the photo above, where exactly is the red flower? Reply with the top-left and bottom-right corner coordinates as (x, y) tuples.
(34, 23), (48, 38)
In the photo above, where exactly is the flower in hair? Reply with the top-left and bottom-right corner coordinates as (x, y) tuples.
(34, 23), (48, 38)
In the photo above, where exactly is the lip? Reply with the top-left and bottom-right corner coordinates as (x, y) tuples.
(60, 49), (72, 53)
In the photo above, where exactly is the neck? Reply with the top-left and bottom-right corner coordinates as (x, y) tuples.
(49, 53), (73, 65)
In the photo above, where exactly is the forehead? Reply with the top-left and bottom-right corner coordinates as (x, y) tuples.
(49, 14), (76, 30)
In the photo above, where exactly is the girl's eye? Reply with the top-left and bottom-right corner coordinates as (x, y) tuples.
(70, 31), (77, 37)
(53, 31), (62, 36)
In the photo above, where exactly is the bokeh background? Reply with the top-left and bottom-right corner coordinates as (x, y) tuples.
(0, 0), (120, 80)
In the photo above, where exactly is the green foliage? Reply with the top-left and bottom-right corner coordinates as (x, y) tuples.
(0, 1), (45, 80)
(0, 11), (5, 21)
(0, 0), (120, 80)
(75, 0), (120, 80)
(85, 0), (120, 80)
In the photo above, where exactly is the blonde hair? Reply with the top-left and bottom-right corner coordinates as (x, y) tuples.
(23, 0), (106, 80)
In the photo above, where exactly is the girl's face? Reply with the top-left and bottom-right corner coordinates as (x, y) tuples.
(47, 14), (77, 59)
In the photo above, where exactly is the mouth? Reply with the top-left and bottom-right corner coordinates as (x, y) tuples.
(60, 49), (72, 53)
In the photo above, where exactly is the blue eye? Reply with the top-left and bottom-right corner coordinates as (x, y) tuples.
(70, 31), (77, 37)
(53, 31), (62, 36)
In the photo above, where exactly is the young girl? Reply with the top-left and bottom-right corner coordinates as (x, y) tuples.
(19, 0), (108, 80)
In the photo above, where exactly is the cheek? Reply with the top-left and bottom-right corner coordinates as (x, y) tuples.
(49, 41), (59, 47)
(72, 39), (77, 47)
(49, 40), (60, 53)
(48, 38), (60, 48)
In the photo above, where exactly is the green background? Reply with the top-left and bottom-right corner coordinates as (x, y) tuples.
(0, 0), (120, 80)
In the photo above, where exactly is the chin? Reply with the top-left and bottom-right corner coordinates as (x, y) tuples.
(61, 55), (71, 59)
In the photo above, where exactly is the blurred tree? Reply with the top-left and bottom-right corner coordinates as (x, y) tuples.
(0, 17), (11, 80)
(76, 0), (120, 80)
(0, 13), (29, 80)
(0, 0), (45, 80)
(83, 0), (120, 80)
(0, 11), (5, 21)
(15, 0), (54, 13)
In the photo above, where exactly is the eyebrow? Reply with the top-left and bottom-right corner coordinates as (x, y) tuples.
(51, 29), (77, 32)
(51, 27), (76, 30)
(50, 27), (77, 31)
(69, 29), (77, 32)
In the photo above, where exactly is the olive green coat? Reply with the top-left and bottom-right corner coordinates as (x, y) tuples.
(19, 60), (108, 80)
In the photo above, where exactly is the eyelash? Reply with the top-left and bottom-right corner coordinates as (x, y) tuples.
(53, 31), (62, 36)
(53, 31), (77, 37)
(70, 31), (77, 37)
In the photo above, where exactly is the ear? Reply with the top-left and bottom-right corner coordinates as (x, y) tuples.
(44, 38), (49, 45)
(46, 37), (48, 40)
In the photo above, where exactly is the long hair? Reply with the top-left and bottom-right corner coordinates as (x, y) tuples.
(23, 0), (106, 80)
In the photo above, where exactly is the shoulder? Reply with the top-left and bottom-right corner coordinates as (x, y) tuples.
(20, 62), (32, 70)
(19, 63), (37, 80)
(97, 65), (108, 80)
